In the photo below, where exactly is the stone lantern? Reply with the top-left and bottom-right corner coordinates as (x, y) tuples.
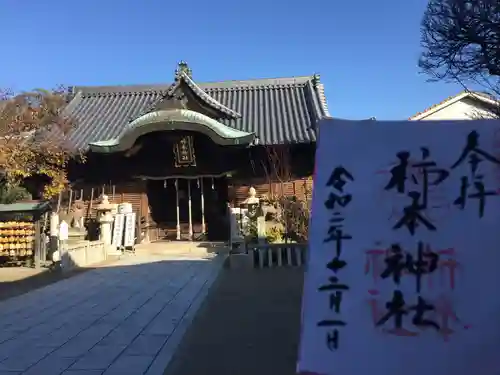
(242, 187), (260, 217)
(241, 186), (266, 243)
(94, 194), (115, 246)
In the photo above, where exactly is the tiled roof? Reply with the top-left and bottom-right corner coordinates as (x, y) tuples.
(59, 74), (329, 150)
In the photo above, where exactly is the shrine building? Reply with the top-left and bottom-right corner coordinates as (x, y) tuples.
(52, 62), (330, 242)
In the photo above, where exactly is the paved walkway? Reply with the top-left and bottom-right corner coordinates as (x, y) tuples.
(165, 266), (304, 375)
(0, 251), (224, 375)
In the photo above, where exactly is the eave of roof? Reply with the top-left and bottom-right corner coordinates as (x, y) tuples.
(0, 201), (51, 213)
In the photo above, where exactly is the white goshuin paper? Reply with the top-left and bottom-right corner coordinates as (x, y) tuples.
(298, 118), (500, 375)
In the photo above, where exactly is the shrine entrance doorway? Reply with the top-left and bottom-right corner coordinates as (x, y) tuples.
(87, 108), (254, 242)
(146, 176), (229, 241)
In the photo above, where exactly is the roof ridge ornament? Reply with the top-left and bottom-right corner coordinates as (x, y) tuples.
(176, 61), (192, 79)
(312, 73), (321, 88)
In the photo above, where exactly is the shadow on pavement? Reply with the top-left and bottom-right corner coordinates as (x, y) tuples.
(0, 264), (92, 302)
(164, 266), (305, 375)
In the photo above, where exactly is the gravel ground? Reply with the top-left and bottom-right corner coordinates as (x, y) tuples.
(164, 265), (305, 375)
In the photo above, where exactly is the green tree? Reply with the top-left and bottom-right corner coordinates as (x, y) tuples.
(0, 182), (32, 204)
(0, 87), (85, 198)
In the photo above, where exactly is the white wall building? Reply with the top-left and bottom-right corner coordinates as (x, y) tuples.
(409, 91), (498, 121)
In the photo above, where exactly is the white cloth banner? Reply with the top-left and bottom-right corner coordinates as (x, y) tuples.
(298, 118), (500, 375)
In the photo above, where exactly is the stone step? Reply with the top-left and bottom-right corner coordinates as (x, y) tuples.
(134, 241), (230, 256)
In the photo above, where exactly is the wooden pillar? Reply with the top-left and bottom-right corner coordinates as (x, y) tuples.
(175, 178), (181, 240)
(188, 179), (193, 240)
(200, 178), (206, 234)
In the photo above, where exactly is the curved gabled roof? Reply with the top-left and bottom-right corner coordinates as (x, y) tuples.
(169, 71), (242, 119)
(58, 72), (330, 150)
(131, 68), (243, 121)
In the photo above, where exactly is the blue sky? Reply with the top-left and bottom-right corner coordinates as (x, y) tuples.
(0, 0), (465, 120)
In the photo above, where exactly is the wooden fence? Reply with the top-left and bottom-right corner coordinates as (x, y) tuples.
(247, 243), (308, 268)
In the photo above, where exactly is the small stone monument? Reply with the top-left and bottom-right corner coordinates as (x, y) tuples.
(68, 200), (87, 242)
(228, 204), (244, 250)
(59, 220), (69, 241)
(49, 212), (59, 260)
(71, 201), (86, 227)
(56, 220), (69, 266)
(256, 215), (266, 244)
(229, 189), (254, 268)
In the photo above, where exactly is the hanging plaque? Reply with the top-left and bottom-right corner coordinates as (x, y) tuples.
(174, 135), (196, 167)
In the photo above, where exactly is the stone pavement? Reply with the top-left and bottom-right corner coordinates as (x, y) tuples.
(0, 250), (224, 375)
(164, 266), (304, 375)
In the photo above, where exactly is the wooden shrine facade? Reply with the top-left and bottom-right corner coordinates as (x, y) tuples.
(51, 62), (330, 242)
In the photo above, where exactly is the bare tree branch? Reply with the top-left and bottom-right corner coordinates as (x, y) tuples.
(420, 0), (500, 106)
